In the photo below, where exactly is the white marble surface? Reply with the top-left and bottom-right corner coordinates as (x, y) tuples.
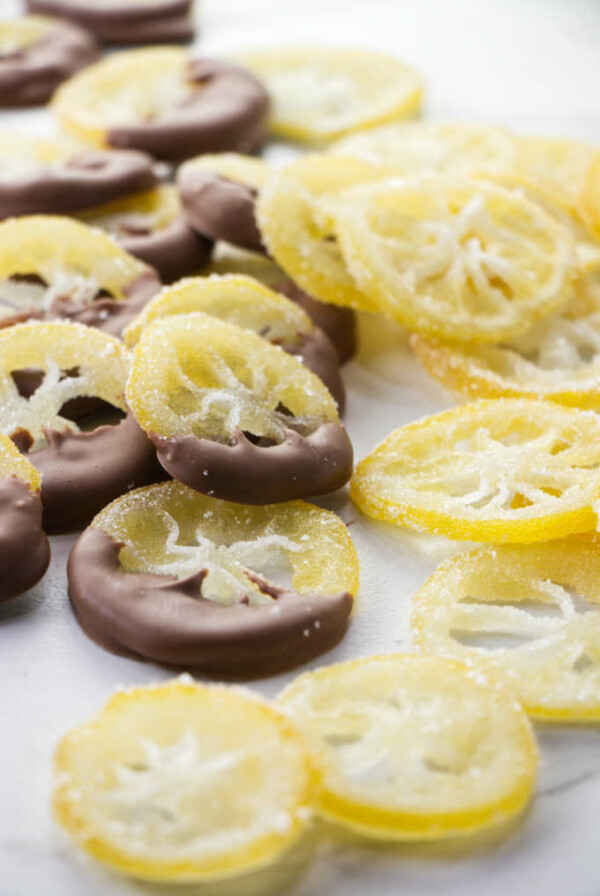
(1, 0), (600, 894)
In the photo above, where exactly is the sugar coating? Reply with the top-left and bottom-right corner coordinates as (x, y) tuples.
(93, 480), (359, 601)
(53, 680), (314, 868)
(414, 267), (600, 405)
(334, 177), (577, 343)
(0, 321), (129, 447)
(239, 48), (422, 141)
(278, 654), (536, 830)
(411, 539), (600, 719)
(0, 216), (147, 304)
(351, 398), (600, 542)
(125, 274), (314, 348)
(126, 312), (338, 441)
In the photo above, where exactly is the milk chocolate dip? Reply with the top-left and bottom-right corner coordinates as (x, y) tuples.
(68, 526), (353, 677)
(0, 477), (50, 602)
(0, 150), (158, 219)
(27, 0), (195, 45)
(0, 268), (161, 339)
(179, 167), (264, 253)
(107, 59), (270, 163)
(277, 278), (357, 365)
(16, 414), (164, 533)
(0, 20), (98, 107)
(117, 217), (212, 284)
(151, 422), (353, 505)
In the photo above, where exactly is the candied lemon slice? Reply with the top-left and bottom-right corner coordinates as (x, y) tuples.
(127, 312), (339, 443)
(509, 136), (599, 223)
(332, 122), (519, 178)
(0, 430), (41, 491)
(179, 152), (270, 191)
(52, 677), (316, 882)
(0, 215), (150, 322)
(412, 537), (600, 721)
(79, 184), (180, 236)
(238, 47), (422, 143)
(124, 274), (314, 346)
(0, 321), (128, 447)
(413, 266), (600, 409)
(257, 155), (383, 311)
(278, 654), (537, 840)
(94, 479), (359, 601)
(53, 47), (190, 148)
(334, 177), (577, 342)
(351, 399), (600, 544)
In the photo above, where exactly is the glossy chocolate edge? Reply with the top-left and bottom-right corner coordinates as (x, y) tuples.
(179, 167), (265, 253)
(0, 22), (99, 107)
(0, 150), (158, 219)
(0, 476), (50, 602)
(108, 59), (269, 163)
(151, 422), (353, 504)
(21, 413), (164, 533)
(119, 216), (212, 284)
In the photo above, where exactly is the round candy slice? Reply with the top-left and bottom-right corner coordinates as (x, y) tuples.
(178, 153), (269, 253)
(27, 0), (195, 45)
(206, 243), (357, 364)
(256, 155), (383, 311)
(334, 177), (577, 343)
(238, 47), (422, 143)
(0, 15), (97, 107)
(52, 678), (316, 882)
(0, 216), (160, 337)
(123, 274), (345, 411)
(0, 321), (161, 532)
(412, 538), (600, 721)
(126, 313), (353, 503)
(331, 121), (519, 178)
(351, 399), (600, 544)
(68, 480), (358, 675)
(509, 136), (600, 227)
(412, 266), (600, 409)
(53, 47), (269, 163)
(0, 432), (50, 603)
(0, 134), (158, 219)
(278, 654), (537, 840)
(79, 185), (212, 284)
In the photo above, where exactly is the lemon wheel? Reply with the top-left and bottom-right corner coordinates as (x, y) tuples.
(351, 399), (600, 543)
(412, 537), (600, 721)
(278, 654), (537, 840)
(53, 678), (316, 882)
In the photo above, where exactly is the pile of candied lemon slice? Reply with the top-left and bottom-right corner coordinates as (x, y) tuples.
(44, 45), (600, 889)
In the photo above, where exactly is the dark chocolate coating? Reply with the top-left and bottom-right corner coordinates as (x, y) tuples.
(108, 59), (269, 164)
(117, 217), (212, 284)
(277, 279), (357, 365)
(20, 413), (164, 533)
(0, 269), (161, 339)
(0, 477), (50, 602)
(27, 1), (194, 45)
(0, 150), (158, 220)
(151, 422), (353, 505)
(68, 527), (354, 677)
(0, 22), (98, 107)
(179, 168), (264, 253)
(283, 329), (345, 414)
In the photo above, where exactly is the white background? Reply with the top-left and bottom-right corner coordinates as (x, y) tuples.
(1, 0), (600, 894)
